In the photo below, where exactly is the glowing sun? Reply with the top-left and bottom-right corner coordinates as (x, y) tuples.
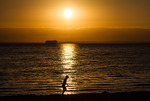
(64, 9), (72, 18)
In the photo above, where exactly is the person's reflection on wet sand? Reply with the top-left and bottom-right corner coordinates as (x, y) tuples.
(62, 75), (69, 94)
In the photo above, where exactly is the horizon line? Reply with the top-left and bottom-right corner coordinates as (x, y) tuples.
(0, 42), (150, 44)
(0, 27), (150, 30)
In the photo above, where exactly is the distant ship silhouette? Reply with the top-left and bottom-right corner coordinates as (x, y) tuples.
(45, 40), (57, 45)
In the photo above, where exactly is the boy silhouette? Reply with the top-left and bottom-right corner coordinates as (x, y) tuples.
(62, 75), (69, 94)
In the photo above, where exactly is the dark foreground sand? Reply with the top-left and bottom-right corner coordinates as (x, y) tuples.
(0, 91), (150, 101)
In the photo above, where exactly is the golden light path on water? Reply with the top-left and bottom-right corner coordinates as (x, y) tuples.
(60, 44), (77, 95)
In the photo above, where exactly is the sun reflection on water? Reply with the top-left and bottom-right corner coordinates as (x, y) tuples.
(60, 44), (77, 94)
(61, 44), (76, 69)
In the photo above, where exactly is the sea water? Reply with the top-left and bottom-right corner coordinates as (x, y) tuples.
(0, 43), (150, 96)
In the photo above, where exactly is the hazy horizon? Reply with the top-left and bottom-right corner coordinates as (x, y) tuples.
(0, 28), (150, 43)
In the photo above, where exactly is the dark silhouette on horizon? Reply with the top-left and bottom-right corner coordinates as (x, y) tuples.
(45, 40), (57, 44)
(62, 75), (69, 94)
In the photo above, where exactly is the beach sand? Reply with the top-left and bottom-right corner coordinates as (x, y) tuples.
(0, 91), (150, 101)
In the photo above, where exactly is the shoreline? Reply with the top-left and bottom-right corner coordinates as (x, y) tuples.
(1, 91), (150, 101)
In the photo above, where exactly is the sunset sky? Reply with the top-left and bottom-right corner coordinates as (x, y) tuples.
(0, 0), (150, 43)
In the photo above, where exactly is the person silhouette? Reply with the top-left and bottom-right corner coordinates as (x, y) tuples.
(62, 75), (69, 94)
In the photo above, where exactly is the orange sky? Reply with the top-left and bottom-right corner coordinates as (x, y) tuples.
(0, 28), (150, 43)
(0, 0), (150, 43)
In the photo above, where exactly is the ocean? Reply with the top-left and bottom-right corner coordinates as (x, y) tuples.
(0, 43), (150, 96)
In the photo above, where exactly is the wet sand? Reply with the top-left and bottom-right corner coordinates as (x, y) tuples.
(1, 91), (150, 101)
